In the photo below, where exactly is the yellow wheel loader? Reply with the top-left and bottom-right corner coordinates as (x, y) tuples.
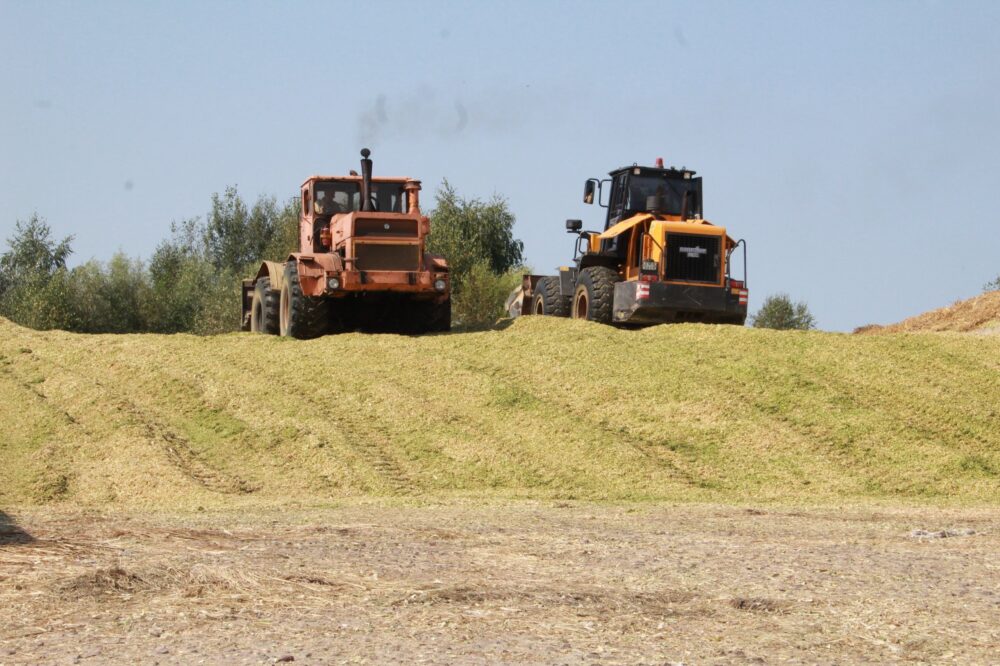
(513, 158), (748, 326)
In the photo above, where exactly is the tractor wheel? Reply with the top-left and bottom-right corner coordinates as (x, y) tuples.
(403, 299), (450, 334)
(572, 266), (618, 324)
(279, 262), (328, 339)
(250, 276), (279, 334)
(429, 299), (451, 332)
(531, 277), (570, 317)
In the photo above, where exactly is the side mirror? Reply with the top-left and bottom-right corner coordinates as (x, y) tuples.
(583, 179), (597, 204)
(565, 219), (582, 232)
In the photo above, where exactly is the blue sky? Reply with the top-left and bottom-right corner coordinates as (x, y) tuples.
(1, 0), (998, 331)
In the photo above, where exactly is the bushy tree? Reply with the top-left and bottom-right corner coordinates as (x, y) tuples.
(0, 215), (72, 294)
(426, 181), (525, 328)
(261, 197), (301, 263)
(426, 180), (524, 283)
(0, 215), (75, 329)
(144, 192), (299, 334)
(145, 218), (227, 333)
(750, 293), (816, 330)
(69, 254), (150, 333)
(206, 186), (283, 274)
(452, 261), (524, 329)
(985, 276), (1000, 292)
(0, 189), (309, 335)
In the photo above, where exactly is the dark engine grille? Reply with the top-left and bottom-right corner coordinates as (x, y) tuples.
(354, 218), (418, 237)
(355, 243), (420, 271)
(664, 233), (721, 283)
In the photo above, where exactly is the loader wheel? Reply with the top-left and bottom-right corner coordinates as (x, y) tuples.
(572, 266), (618, 324)
(279, 262), (328, 339)
(531, 277), (570, 317)
(250, 276), (279, 334)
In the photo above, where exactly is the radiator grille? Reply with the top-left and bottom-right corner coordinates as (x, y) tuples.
(664, 233), (721, 283)
(354, 219), (418, 237)
(355, 243), (420, 271)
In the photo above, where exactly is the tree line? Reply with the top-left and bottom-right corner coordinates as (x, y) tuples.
(0, 182), (525, 334)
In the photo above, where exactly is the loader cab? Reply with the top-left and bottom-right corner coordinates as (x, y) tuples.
(585, 164), (703, 257)
(602, 165), (703, 229)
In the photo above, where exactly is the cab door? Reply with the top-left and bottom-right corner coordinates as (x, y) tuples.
(600, 173), (629, 256)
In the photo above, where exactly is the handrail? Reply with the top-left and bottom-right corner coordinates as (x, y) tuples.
(725, 238), (747, 287)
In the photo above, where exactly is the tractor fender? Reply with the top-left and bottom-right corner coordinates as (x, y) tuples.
(287, 253), (344, 297)
(253, 260), (288, 292)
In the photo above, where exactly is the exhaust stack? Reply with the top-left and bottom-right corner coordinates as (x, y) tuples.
(360, 148), (373, 212)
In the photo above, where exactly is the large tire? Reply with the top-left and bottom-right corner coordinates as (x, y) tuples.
(572, 266), (618, 324)
(531, 276), (570, 317)
(250, 276), (279, 334)
(279, 262), (328, 339)
(402, 299), (451, 334)
(429, 299), (451, 332)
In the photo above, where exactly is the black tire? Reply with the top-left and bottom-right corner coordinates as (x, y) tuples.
(279, 262), (328, 339)
(572, 266), (618, 324)
(250, 276), (279, 334)
(402, 299), (451, 334)
(429, 299), (451, 332)
(531, 277), (570, 317)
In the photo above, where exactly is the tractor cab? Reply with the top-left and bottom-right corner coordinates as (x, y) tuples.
(310, 179), (410, 217)
(300, 173), (423, 255)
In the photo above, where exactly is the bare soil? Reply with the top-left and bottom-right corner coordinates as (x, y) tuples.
(1, 503), (997, 665)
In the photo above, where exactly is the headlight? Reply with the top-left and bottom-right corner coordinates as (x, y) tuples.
(327, 277), (340, 290)
(434, 278), (447, 292)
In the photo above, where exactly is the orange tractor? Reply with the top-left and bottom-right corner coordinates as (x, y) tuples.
(511, 158), (748, 326)
(241, 149), (450, 338)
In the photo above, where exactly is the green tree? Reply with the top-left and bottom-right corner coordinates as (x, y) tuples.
(1, 190), (300, 335)
(0, 214), (73, 295)
(452, 261), (524, 329)
(750, 293), (816, 330)
(145, 218), (219, 333)
(146, 188), (298, 335)
(426, 180), (524, 283)
(68, 254), (150, 333)
(0, 214), (76, 329)
(261, 197), (302, 262)
(205, 186), (292, 274)
(425, 180), (525, 327)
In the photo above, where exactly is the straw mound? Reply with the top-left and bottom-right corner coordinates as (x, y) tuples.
(856, 290), (1000, 334)
(1, 315), (998, 508)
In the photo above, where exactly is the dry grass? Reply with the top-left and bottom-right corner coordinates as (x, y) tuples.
(1, 315), (998, 510)
(857, 290), (1000, 334)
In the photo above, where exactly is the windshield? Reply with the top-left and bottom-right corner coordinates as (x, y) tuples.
(370, 183), (408, 213)
(313, 181), (409, 215)
(626, 175), (702, 218)
(314, 182), (358, 215)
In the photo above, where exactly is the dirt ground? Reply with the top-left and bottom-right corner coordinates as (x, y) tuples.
(1, 503), (997, 665)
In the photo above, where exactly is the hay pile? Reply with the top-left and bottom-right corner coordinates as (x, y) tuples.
(1, 315), (998, 509)
(857, 290), (1000, 334)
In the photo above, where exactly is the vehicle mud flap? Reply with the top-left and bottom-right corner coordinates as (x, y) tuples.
(613, 281), (641, 323)
(559, 267), (577, 298)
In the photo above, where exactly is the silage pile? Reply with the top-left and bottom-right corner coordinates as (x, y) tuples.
(856, 290), (1000, 334)
(1, 315), (998, 509)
